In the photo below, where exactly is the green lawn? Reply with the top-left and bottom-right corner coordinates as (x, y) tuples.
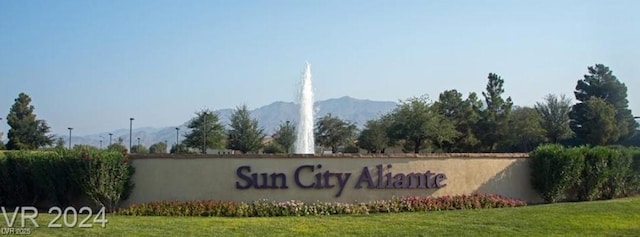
(13, 197), (640, 237)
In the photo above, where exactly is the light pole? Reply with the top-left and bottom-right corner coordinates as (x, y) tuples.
(137, 137), (140, 147)
(108, 133), (113, 146)
(175, 127), (180, 154)
(129, 118), (134, 152)
(67, 127), (73, 149)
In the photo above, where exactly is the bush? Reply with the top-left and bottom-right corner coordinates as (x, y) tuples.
(0, 151), (39, 206)
(629, 149), (640, 195)
(580, 147), (616, 201)
(0, 150), (134, 212)
(530, 145), (637, 203)
(0, 151), (74, 207)
(25, 151), (79, 207)
(107, 143), (128, 154)
(116, 194), (526, 217)
(530, 144), (584, 202)
(66, 149), (135, 212)
(602, 148), (632, 199)
(342, 145), (360, 154)
(263, 143), (285, 154)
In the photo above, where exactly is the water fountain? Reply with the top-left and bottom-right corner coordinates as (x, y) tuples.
(294, 62), (315, 154)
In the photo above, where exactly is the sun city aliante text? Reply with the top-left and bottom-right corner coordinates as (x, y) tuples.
(235, 164), (447, 197)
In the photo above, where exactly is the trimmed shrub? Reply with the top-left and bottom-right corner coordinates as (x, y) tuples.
(602, 148), (632, 199)
(0, 151), (69, 206)
(579, 147), (615, 201)
(530, 144), (584, 202)
(0, 149), (134, 212)
(23, 151), (79, 207)
(530, 144), (562, 203)
(116, 194), (526, 217)
(66, 149), (135, 212)
(530, 145), (637, 203)
(629, 149), (640, 195)
(0, 151), (38, 206)
(560, 147), (587, 200)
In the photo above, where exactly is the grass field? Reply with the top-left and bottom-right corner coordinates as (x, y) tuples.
(8, 197), (640, 236)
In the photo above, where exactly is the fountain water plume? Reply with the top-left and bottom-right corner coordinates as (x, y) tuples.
(294, 62), (315, 154)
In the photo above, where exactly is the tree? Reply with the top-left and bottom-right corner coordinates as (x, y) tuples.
(387, 96), (458, 153)
(263, 142), (285, 154)
(572, 97), (619, 145)
(131, 144), (149, 154)
(149, 142), (168, 154)
(272, 121), (296, 153)
(170, 143), (189, 154)
(227, 105), (265, 154)
(476, 73), (513, 152)
(570, 64), (638, 143)
(107, 138), (128, 154)
(73, 144), (98, 151)
(535, 94), (574, 143)
(314, 113), (357, 153)
(502, 106), (547, 152)
(433, 90), (482, 152)
(6, 93), (53, 150)
(183, 109), (226, 153)
(357, 116), (391, 153)
(54, 137), (65, 149)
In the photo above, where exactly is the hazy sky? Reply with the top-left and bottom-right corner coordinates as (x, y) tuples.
(1, 0), (639, 136)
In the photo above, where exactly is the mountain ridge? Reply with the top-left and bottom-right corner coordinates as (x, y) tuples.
(57, 96), (397, 148)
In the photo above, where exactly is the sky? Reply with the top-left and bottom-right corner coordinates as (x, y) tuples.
(1, 0), (639, 136)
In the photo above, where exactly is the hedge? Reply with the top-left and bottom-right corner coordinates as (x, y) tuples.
(0, 148), (134, 212)
(530, 145), (640, 203)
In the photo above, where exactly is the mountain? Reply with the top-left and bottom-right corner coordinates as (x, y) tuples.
(59, 96), (397, 148)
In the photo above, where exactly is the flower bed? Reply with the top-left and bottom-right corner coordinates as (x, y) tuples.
(116, 194), (526, 217)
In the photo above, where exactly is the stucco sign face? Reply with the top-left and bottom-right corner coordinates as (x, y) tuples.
(235, 164), (447, 197)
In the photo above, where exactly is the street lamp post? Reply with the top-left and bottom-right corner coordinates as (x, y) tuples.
(108, 133), (113, 146)
(67, 127), (73, 149)
(175, 127), (180, 154)
(129, 118), (134, 152)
